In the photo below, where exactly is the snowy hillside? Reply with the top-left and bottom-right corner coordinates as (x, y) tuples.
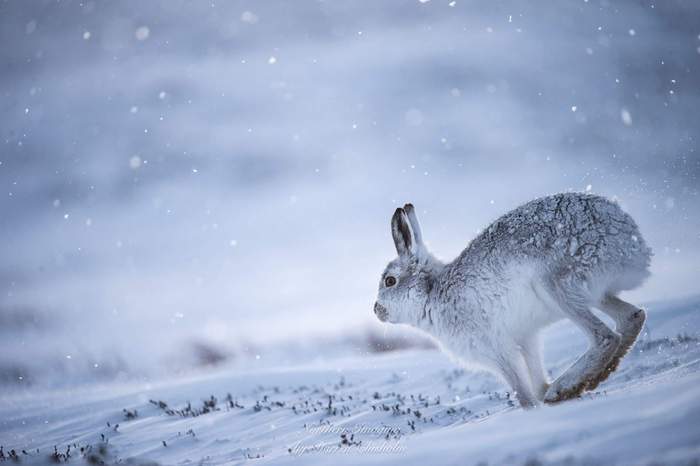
(1, 0), (699, 386)
(2, 296), (699, 465)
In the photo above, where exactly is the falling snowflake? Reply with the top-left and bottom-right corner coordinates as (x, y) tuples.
(129, 156), (142, 169)
(135, 26), (150, 41)
(621, 108), (632, 126)
(241, 11), (259, 24)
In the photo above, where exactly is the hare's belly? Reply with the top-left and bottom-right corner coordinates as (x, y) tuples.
(495, 264), (564, 339)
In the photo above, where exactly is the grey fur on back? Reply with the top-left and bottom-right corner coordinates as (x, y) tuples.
(445, 193), (651, 297)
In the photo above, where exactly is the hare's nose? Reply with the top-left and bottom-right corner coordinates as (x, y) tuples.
(374, 302), (388, 321)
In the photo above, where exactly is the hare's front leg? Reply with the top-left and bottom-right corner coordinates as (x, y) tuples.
(499, 351), (539, 408)
(543, 283), (621, 404)
(520, 336), (549, 401)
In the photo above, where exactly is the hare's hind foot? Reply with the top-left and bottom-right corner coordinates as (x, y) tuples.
(587, 296), (647, 390)
(543, 375), (585, 404)
(544, 331), (620, 403)
(599, 295), (646, 358)
(542, 280), (622, 404)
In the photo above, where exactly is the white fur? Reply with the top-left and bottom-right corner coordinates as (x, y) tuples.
(374, 193), (651, 407)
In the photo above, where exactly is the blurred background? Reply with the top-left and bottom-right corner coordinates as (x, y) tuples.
(1, 0), (698, 388)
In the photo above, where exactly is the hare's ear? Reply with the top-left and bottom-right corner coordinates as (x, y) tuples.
(391, 208), (415, 258)
(402, 203), (424, 249)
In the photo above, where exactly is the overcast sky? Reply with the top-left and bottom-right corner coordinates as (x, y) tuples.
(1, 0), (698, 382)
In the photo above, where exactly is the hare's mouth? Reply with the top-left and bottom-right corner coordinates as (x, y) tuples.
(373, 302), (389, 322)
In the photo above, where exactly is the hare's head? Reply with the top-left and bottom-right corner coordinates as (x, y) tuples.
(374, 204), (442, 326)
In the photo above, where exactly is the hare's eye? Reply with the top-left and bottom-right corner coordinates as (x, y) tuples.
(384, 276), (397, 287)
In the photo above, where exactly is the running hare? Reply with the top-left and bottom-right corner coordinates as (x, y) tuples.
(373, 193), (650, 407)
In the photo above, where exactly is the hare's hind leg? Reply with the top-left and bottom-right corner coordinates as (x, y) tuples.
(590, 294), (646, 389)
(543, 281), (621, 404)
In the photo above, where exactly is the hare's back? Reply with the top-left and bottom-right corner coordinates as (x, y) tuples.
(462, 193), (651, 287)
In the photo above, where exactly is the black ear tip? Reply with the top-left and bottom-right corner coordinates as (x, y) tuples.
(404, 203), (414, 212)
(393, 207), (405, 217)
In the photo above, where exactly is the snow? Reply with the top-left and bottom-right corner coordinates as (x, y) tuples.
(241, 11), (260, 25)
(134, 26), (150, 41)
(2, 296), (699, 465)
(1, 0), (699, 387)
(1, 1), (699, 463)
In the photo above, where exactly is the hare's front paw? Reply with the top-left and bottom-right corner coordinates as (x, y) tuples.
(535, 382), (550, 401)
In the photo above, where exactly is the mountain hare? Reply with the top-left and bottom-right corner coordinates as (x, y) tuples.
(374, 193), (651, 407)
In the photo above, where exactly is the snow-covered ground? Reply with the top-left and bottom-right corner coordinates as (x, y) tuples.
(2, 295), (699, 465)
(2, 0), (700, 387)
